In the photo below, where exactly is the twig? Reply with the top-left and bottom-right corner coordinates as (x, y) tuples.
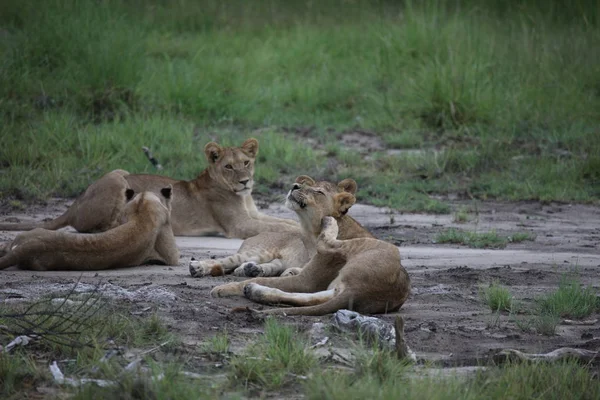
(494, 348), (599, 365)
(142, 146), (163, 170)
(561, 319), (598, 326)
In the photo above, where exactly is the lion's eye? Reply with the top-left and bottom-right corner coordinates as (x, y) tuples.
(225, 164), (233, 170)
(315, 191), (325, 196)
(244, 160), (250, 167)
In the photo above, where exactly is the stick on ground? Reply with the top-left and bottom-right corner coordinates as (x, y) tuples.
(142, 146), (163, 170)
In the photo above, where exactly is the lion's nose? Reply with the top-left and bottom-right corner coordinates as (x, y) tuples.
(239, 179), (249, 186)
(292, 183), (301, 191)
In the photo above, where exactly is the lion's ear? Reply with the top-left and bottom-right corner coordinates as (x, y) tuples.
(334, 192), (356, 217)
(160, 185), (173, 199)
(241, 138), (259, 158)
(295, 175), (316, 186)
(337, 179), (357, 195)
(125, 188), (135, 201)
(204, 142), (223, 163)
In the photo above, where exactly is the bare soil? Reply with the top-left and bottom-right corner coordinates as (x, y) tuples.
(1, 199), (599, 367)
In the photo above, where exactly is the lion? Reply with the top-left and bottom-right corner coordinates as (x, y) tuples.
(207, 176), (411, 316)
(188, 176), (369, 278)
(0, 138), (298, 239)
(0, 186), (179, 271)
(0, 169), (132, 233)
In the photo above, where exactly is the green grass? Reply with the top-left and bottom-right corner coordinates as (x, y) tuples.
(229, 317), (316, 390)
(305, 361), (600, 400)
(201, 331), (230, 354)
(1, 0), (599, 210)
(435, 229), (535, 248)
(538, 277), (599, 319)
(481, 281), (513, 312)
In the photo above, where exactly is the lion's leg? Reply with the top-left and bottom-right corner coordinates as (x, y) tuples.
(232, 259), (286, 277)
(210, 271), (319, 298)
(316, 217), (343, 254)
(189, 250), (275, 277)
(243, 283), (335, 306)
(281, 267), (302, 276)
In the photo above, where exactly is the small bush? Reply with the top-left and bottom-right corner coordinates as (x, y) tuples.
(481, 281), (513, 312)
(538, 277), (598, 319)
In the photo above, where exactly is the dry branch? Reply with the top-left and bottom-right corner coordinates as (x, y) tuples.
(142, 146), (163, 170)
(494, 348), (599, 365)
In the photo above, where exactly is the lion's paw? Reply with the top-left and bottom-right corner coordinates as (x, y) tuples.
(321, 216), (335, 230)
(242, 261), (263, 277)
(210, 282), (240, 298)
(243, 282), (263, 301)
(189, 259), (223, 277)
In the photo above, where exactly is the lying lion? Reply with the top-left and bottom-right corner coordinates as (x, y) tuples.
(208, 176), (411, 316)
(0, 186), (179, 271)
(189, 176), (369, 278)
(0, 138), (297, 239)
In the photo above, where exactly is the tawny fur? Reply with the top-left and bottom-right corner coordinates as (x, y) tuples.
(189, 176), (373, 278)
(208, 176), (410, 316)
(0, 170), (131, 233)
(0, 138), (297, 239)
(0, 188), (179, 271)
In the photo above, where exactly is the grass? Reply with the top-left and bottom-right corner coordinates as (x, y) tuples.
(201, 331), (230, 354)
(511, 275), (598, 336)
(434, 229), (535, 248)
(538, 277), (598, 319)
(1, 296), (599, 398)
(305, 360), (600, 400)
(481, 281), (513, 312)
(229, 317), (316, 390)
(0, 0), (598, 211)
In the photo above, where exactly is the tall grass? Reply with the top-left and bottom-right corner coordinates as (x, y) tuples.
(0, 0), (598, 207)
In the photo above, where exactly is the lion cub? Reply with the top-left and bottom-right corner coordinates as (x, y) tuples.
(189, 176), (370, 278)
(0, 187), (179, 271)
(209, 176), (411, 316)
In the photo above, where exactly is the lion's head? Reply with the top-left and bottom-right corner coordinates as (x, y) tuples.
(285, 175), (357, 231)
(123, 185), (173, 226)
(204, 138), (258, 196)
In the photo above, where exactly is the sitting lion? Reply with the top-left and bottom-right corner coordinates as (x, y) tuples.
(0, 186), (179, 271)
(208, 176), (411, 316)
(0, 138), (297, 239)
(189, 176), (367, 278)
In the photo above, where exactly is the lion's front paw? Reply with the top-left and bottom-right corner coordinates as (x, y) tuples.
(210, 282), (242, 298)
(189, 259), (223, 277)
(243, 282), (263, 302)
(321, 216), (335, 230)
(242, 261), (263, 277)
(281, 267), (301, 277)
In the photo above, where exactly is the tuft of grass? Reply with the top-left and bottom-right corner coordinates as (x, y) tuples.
(508, 232), (537, 243)
(481, 281), (513, 312)
(435, 229), (535, 248)
(229, 317), (315, 390)
(305, 360), (600, 400)
(538, 277), (598, 319)
(0, 353), (49, 398)
(353, 343), (409, 383)
(531, 312), (561, 336)
(201, 332), (230, 354)
(435, 229), (507, 248)
(453, 207), (470, 223)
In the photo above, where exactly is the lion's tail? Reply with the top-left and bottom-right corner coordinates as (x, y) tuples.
(265, 291), (356, 316)
(0, 212), (69, 232)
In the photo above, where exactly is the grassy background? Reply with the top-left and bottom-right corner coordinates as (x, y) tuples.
(1, 0), (599, 210)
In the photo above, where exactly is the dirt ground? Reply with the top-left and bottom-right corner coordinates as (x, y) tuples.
(1, 198), (599, 367)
